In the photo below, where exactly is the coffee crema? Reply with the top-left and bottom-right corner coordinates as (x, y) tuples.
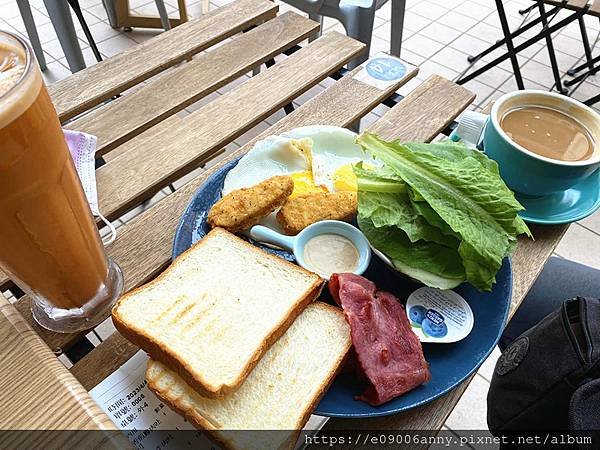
(500, 105), (595, 162)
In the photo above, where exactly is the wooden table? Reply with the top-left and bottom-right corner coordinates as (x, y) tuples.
(0, 0), (570, 443)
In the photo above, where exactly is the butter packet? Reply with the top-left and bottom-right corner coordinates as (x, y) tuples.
(406, 287), (474, 343)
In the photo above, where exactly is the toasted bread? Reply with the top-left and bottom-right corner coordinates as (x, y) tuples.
(146, 302), (351, 450)
(112, 228), (324, 398)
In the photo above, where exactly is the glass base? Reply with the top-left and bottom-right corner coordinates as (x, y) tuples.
(30, 258), (124, 334)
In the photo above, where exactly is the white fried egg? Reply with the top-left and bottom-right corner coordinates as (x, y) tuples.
(282, 125), (378, 193)
(222, 135), (325, 198)
(223, 126), (379, 197)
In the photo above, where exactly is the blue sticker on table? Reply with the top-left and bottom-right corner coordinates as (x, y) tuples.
(366, 57), (407, 81)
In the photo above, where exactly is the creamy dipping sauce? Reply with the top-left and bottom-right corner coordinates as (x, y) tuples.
(303, 233), (359, 278)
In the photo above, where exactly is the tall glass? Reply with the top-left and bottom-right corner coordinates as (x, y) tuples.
(0, 31), (123, 333)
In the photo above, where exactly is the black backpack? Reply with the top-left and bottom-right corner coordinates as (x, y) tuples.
(487, 297), (600, 432)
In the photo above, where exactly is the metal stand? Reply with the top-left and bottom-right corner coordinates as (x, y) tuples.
(536, 0), (567, 93)
(66, 0), (103, 63)
(564, 18), (600, 87)
(584, 92), (600, 106)
(457, 1), (584, 91)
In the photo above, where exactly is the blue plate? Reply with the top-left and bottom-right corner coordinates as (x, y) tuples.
(516, 169), (600, 225)
(173, 157), (513, 418)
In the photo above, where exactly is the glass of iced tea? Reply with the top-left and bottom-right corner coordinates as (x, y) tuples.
(0, 31), (123, 333)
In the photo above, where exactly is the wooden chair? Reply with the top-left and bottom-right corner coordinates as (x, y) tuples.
(104, 0), (190, 31)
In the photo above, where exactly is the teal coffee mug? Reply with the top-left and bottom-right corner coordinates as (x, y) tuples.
(483, 91), (600, 197)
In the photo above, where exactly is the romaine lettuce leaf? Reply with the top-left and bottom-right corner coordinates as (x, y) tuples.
(355, 133), (530, 291)
(358, 191), (459, 248)
(359, 217), (465, 290)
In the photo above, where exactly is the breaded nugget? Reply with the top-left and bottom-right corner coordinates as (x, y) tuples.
(276, 191), (358, 235)
(208, 175), (293, 232)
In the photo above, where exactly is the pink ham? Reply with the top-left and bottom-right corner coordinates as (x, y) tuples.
(329, 273), (430, 406)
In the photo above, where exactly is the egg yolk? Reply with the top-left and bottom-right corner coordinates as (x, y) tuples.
(290, 171), (328, 198)
(332, 164), (358, 193)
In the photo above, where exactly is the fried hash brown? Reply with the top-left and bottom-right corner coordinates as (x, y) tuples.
(276, 191), (358, 235)
(208, 175), (293, 232)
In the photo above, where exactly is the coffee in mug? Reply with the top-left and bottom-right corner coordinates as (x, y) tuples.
(483, 90), (600, 197)
(500, 105), (595, 162)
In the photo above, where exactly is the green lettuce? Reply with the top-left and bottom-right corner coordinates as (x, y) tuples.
(355, 132), (530, 291)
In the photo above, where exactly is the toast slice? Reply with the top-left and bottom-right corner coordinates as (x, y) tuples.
(146, 302), (351, 450)
(112, 228), (323, 398)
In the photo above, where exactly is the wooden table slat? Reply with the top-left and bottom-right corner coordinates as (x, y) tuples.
(70, 64), (420, 387)
(0, 295), (127, 448)
(567, 0), (589, 9)
(50, 0), (278, 121)
(68, 12), (319, 157)
(93, 31), (364, 221)
(367, 74), (475, 142)
(0, 273), (10, 292)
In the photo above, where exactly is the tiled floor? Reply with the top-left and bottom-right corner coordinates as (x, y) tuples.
(2, 0), (600, 441)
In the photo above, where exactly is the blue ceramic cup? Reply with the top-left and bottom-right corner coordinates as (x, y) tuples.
(483, 91), (600, 197)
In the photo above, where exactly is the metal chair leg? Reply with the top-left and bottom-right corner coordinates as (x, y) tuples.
(390, 0), (406, 57)
(16, 0), (47, 71)
(343, 6), (376, 69)
(496, 0), (524, 89)
(536, 0), (567, 94)
(584, 92), (600, 106)
(43, 0), (86, 72)
(154, 0), (171, 30)
(66, 0), (103, 63)
(308, 12), (323, 42)
(102, 0), (118, 28)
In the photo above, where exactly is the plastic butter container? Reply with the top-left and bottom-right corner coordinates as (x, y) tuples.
(406, 287), (474, 343)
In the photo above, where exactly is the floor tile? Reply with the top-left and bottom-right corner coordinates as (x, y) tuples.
(431, 46), (473, 72)
(97, 33), (139, 57)
(579, 209), (600, 236)
(520, 59), (559, 87)
(552, 33), (590, 58)
(375, 2), (392, 21)
(477, 347), (501, 382)
(95, 316), (117, 341)
(233, 120), (272, 147)
(1, 1), (24, 20)
(409, 2), (449, 21)
(420, 22), (463, 46)
(134, 2), (178, 17)
(462, 79), (496, 106)
(459, 0), (494, 21)
(41, 60), (72, 84)
(452, 34), (497, 57)
(88, 20), (123, 42)
(530, 47), (581, 73)
(444, 373), (490, 430)
(402, 11), (433, 33)
(570, 80), (600, 104)
(41, 37), (89, 61)
(292, 83), (326, 107)
(403, 33), (446, 59)
(470, 66), (513, 88)
(555, 224), (600, 270)
(437, 10), (479, 32)
(418, 60), (460, 81)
